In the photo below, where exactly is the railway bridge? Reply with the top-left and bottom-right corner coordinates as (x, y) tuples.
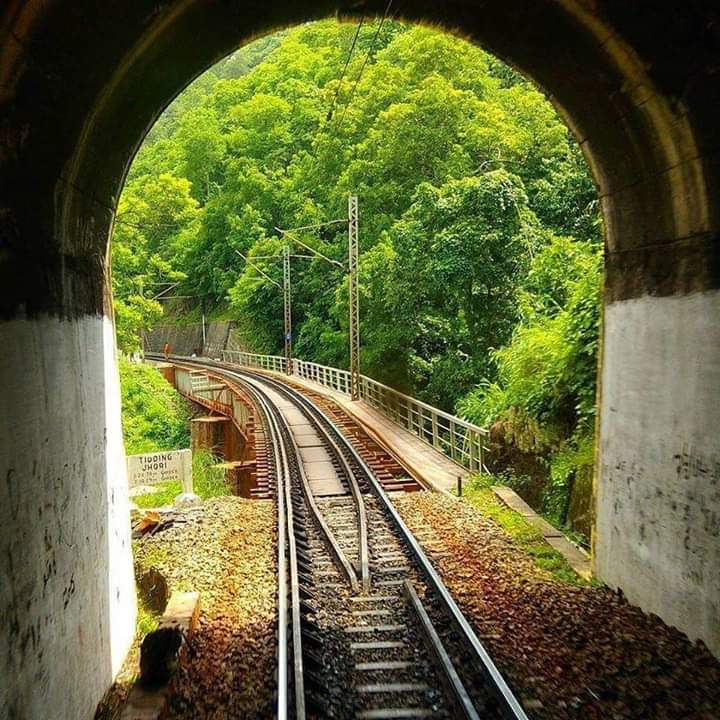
(155, 355), (531, 719)
(1, 2), (719, 718)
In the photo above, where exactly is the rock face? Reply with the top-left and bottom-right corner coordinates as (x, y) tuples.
(486, 423), (594, 540)
(566, 464), (593, 539)
(144, 322), (234, 356)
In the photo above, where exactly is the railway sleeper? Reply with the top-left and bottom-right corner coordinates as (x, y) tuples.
(191, 363), (525, 720)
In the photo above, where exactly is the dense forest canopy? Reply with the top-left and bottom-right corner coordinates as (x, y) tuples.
(112, 19), (602, 529)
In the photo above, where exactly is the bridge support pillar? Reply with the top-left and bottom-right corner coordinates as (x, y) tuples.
(216, 460), (258, 497)
(191, 416), (246, 461)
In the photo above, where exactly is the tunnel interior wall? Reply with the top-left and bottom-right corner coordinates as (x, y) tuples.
(0, 316), (136, 719)
(596, 291), (720, 655)
(0, 3), (719, 716)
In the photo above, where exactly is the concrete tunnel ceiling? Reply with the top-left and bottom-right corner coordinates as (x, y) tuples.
(1, 0), (718, 321)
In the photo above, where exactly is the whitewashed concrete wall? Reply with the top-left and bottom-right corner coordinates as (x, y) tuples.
(0, 316), (135, 719)
(596, 290), (720, 656)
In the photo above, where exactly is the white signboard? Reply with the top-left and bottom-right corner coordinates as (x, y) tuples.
(127, 449), (192, 489)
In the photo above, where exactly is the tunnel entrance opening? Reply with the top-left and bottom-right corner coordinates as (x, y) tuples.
(114, 17), (603, 546)
(2, 3), (719, 718)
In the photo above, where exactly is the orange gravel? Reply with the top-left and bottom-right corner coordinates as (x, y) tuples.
(394, 491), (720, 720)
(102, 497), (278, 720)
(154, 498), (277, 720)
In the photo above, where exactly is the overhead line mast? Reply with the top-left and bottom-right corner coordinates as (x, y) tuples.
(283, 243), (293, 375)
(239, 196), (361, 395)
(348, 195), (360, 400)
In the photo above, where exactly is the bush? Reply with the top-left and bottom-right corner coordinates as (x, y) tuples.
(545, 432), (595, 527)
(119, 358), (191, 455)
(459, 235), (601, 439)
(457, 235), (601, 535)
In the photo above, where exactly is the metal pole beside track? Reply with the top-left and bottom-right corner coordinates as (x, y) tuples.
(283, 243), (292, 375)
(348, 195), (360, 400)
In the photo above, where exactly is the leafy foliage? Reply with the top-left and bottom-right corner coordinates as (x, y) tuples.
(120, 361), (229, 506)
(459, 236), (601, 435)
(458, 236), (602, 527)
(354, 171), (540, 405)
(112, 20), (598, 374)
(119, 359), (191, 455)
(113, 20), (602, 529)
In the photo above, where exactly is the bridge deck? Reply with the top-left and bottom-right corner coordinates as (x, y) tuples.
(253, 374), (347, 497)
(280, 373), (469, 494)
(264, 370), (591, 580)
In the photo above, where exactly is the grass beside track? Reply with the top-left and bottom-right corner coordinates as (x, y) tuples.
(131, 450), (229, 508)
(460, 474), (588, 585)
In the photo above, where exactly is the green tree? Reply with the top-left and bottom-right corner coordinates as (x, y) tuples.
(458, 235), (602, 443)
(113, 18), (600, 416)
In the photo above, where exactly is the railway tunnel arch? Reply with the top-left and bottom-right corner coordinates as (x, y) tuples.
(1, 1), (719, 718)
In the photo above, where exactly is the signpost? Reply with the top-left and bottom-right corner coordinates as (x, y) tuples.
(127, 448), (201, 508)
(127, 448), (192, 490)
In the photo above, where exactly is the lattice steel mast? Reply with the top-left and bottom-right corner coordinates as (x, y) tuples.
(348, 195), (360, 400)
(283, 243), (292, 375)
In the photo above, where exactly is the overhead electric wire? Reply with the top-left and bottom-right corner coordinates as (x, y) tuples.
(284, 218), (347, 232)
(114, 216), (185, 232)
(275, 227), (345, 269)
(326, 16), (365, 122)
(234, 249), (282, 289)
(335, 0), (394, 134)
(152, 282), (181, 301)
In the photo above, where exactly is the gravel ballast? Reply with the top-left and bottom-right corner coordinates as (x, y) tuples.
(394, 491), (720, 720)
(134, 497), (277, 719)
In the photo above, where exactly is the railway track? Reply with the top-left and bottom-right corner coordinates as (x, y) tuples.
(160, 357), (529, 720)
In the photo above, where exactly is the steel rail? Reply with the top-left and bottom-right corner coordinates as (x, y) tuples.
(234, 372), (363, 594)
(152, 355), (529, 720)
(148, 354), (362, 593)
(238, 370), (370, 593)
(217, 363), (530, 720)
(222, 376), (306, 720)
(225, 373), (302, 720)
(257, 388), (307, 720)
(268, 391), (289, 719)
(403, 580), (480, 720)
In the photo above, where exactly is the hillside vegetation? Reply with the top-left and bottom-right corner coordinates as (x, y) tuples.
(119, 359), (191, 455)
(112, 20), (602, 534)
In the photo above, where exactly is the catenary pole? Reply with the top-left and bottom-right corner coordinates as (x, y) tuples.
(283, 243), (293, 375)
(348, 195), (360, 400)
